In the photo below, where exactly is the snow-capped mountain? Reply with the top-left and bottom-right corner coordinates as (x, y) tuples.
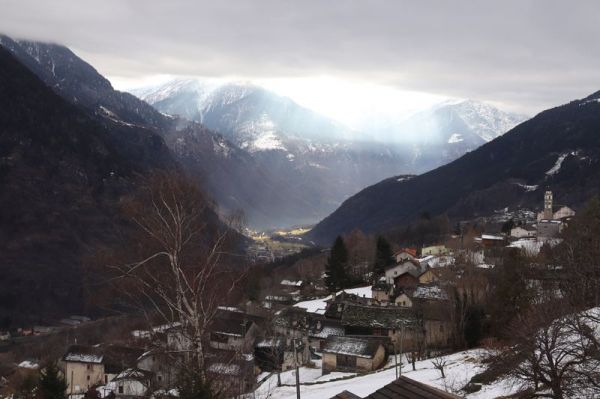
(447, 99), (526, 142)
(134, 79), (353, 153)
(308, 90), (600, 245)
(133, 79), (530, 228)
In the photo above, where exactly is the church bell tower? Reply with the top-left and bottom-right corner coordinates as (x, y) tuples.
(543, 190), (553, 219)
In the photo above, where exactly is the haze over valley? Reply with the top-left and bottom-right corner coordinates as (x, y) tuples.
(2, 2), (600, 399)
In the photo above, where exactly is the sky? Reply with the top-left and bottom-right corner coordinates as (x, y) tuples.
(1, 0), (600, 122)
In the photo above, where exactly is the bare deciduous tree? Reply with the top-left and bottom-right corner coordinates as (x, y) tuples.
(107, 173), (245, 382)
(494, 302), (600, 399)
(432, 356), (448, 378)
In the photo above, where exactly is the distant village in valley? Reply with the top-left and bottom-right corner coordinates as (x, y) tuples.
(1, 189), (592, 399)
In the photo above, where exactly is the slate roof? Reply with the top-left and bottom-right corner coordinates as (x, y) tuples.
(309, 323), (345, 339)
(341, 304), (415, 329)
(63, 345), (103, 364)
(272, 306), (308, 329)
(412, 285), (448, 300)
(322, 336), (383, 359)
(210, 317), (254, 337)
(329, 391), (362, 399)
(365, 375), (463, 398)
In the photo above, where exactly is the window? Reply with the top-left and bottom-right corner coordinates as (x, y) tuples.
(86, 364), (92, 370)
(118, 386), (124, 394)
(158, 375), (162, 382)
(104, 375), (108, 384)
(87, 376), (90, 381)
(337, 354), (356, 368)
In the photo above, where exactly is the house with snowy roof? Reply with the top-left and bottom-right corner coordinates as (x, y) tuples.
(104, 368), (153, 397)
(62, 345), (105, 396)
(510, 224), (537, 238)
(61, 344), (145, 397)
(384, 259), (422, 285)
(308, 318), (345, 350)
(340, 304), (420, 350)
(322, 336), (386, 374)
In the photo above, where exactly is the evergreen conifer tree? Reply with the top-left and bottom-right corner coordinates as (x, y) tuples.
(324, 236), (350, 292)
(373, 235), (394, 278)
(38, 363), (67, 399)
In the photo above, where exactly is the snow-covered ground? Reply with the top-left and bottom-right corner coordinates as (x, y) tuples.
(254, 349), (517, 399)
(293, 286), (372, 314)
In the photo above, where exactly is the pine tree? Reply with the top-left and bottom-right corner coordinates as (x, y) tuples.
(324, 236), (350, 292)
(373, 235), (393, 278)
(38, 362), (67, 399)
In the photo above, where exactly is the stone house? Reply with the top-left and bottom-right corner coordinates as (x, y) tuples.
(537, 219), (563, 238)
(206, 351), (256, 396)
(394, 291), (413, 308)
(340, 304), (419, 351)
(308, 319), (345, 350)
(136, 349), (174, 389)
(61, 344), (145, 397)
(208, 317), (260, 352)
(322, 336), (386, 374)
(371, 280), (393, 302)
(104, 368), (153, 397)
(384, 260), (421, 285)
(62, 345), (105, 396)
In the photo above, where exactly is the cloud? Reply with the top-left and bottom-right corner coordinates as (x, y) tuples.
(1, 0), (599, 114)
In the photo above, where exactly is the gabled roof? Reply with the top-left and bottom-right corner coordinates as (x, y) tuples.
(365, 375), (463, 398)
(210, 317), (254, 337)
(395, 248), (417, 258)
(63, 345), (103, 364)
(322, 336), (383, 359)
(341, 304), (414, 329)
(112, 368), (153, 382)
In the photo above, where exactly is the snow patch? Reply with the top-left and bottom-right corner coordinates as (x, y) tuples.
(514, 183), (539, 192)
(294, 286), (372, 314)
(447, 133), (464, 144)
(546, 151), (578, 176)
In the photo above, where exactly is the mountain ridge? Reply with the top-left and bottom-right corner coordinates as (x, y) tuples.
(307, 92), (600, 245)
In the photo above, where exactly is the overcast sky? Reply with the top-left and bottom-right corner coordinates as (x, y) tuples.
(2, 0), (599, 118)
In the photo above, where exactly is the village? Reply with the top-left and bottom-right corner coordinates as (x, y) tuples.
(0, 190), (585, 399)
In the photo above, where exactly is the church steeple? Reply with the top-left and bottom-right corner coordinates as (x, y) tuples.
(543, 190), (553, 219)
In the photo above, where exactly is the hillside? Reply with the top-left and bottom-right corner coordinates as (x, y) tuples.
(0, 46), (176, 326)
(308, 92), (600, 245)
(0, 36), (334, 229)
